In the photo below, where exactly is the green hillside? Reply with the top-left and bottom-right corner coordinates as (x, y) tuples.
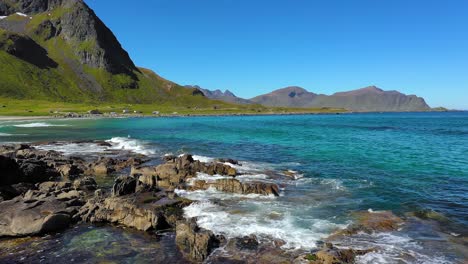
(0, 1), (241, 109)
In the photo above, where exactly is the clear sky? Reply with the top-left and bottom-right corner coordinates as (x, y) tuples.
(86, 0), (468, 109)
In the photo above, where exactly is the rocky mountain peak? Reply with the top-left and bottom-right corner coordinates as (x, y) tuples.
(0, 0), (138, 83)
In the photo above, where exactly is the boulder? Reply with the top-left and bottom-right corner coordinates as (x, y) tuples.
(176, 218), (221, 262)
(112, 176), (137, 196)
(18, 160), (61, 183)
(77, 192), (191, 231)
(0, 182), (86, 237)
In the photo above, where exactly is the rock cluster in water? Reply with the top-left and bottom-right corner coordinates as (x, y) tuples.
(0, 143), (417, 263)
(0, 144), (282, 262)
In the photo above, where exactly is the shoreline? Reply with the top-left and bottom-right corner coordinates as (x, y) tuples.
(0, 110), (463, 122)
(0, 142), (466, 263)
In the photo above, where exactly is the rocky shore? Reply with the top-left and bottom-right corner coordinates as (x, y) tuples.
(0, 143), (464, 263)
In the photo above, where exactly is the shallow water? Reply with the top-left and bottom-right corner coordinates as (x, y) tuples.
(0, 225), (188, 264)
(1, 112), (467, 262)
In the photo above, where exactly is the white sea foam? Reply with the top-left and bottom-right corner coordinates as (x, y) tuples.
(183, 200), (344, 250)
(296, 177), (346, 190)
(175, 187), (277, 201)
(106, 137), (156, 155)
(190, 172), (232, 183)
(13, 122), (68, 128)
(0, 133), (13, 136)
(36, 137), (157, 156)
(335, 232), (453, 264)
(37, 143), (109, 155)
(192, 155), (215, 163)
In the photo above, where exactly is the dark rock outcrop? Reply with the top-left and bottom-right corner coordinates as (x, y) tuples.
(112, 175), (136, 196)
(0, 156), (22, 186)
(0, 31), (58, 69)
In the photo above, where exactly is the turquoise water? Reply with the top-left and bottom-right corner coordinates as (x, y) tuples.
(1, 112), (467, 261)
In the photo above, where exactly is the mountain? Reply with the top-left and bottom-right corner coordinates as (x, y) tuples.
(0, 0), (220, 106)
(185, 85), (251, 104)
(250, 86), (317, 108)
(251, 86), (431, 111)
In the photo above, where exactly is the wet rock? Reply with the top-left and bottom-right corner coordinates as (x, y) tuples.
(112, 176), (137, 196)
(234, 235), (259, 251)
(342, 211), (404, 235)
(191, 178), (280, 196)
(217, 158), (239, 165)
(176, 218), (221, 262)
(295, 243), (373, 264)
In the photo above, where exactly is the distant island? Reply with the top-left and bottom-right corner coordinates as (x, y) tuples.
(0, 0), (445, 116)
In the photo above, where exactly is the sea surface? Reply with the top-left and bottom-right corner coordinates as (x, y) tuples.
(1, 112), (467, 263)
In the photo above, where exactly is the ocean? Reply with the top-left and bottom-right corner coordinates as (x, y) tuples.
(1, 112), (467, 263)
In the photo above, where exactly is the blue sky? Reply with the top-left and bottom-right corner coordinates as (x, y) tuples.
(86, 0), (468, 109)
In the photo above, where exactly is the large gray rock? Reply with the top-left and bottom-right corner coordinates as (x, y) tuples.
(77, 191), (191, 232)
(0, 181), (86, 237)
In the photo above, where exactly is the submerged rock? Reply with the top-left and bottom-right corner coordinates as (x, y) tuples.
(344, 211), (404, 235)
(176, 218), (221, 263)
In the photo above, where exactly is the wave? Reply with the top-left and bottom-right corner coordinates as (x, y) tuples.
(36, 137), (157, 156)
(0, 133), (13, 136)
(182, 200), (345, 250)
(348, 232), (454, 264)
(37, 142), (109, 155)
(106, 137), (156, 156)
(13, 122), (69, 128)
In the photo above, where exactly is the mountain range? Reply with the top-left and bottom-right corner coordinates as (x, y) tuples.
(188, 85), (431, 112)
(0, 0), (434, 112)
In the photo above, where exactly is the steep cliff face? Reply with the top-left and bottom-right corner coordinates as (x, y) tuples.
(1, 0), (137, 78)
